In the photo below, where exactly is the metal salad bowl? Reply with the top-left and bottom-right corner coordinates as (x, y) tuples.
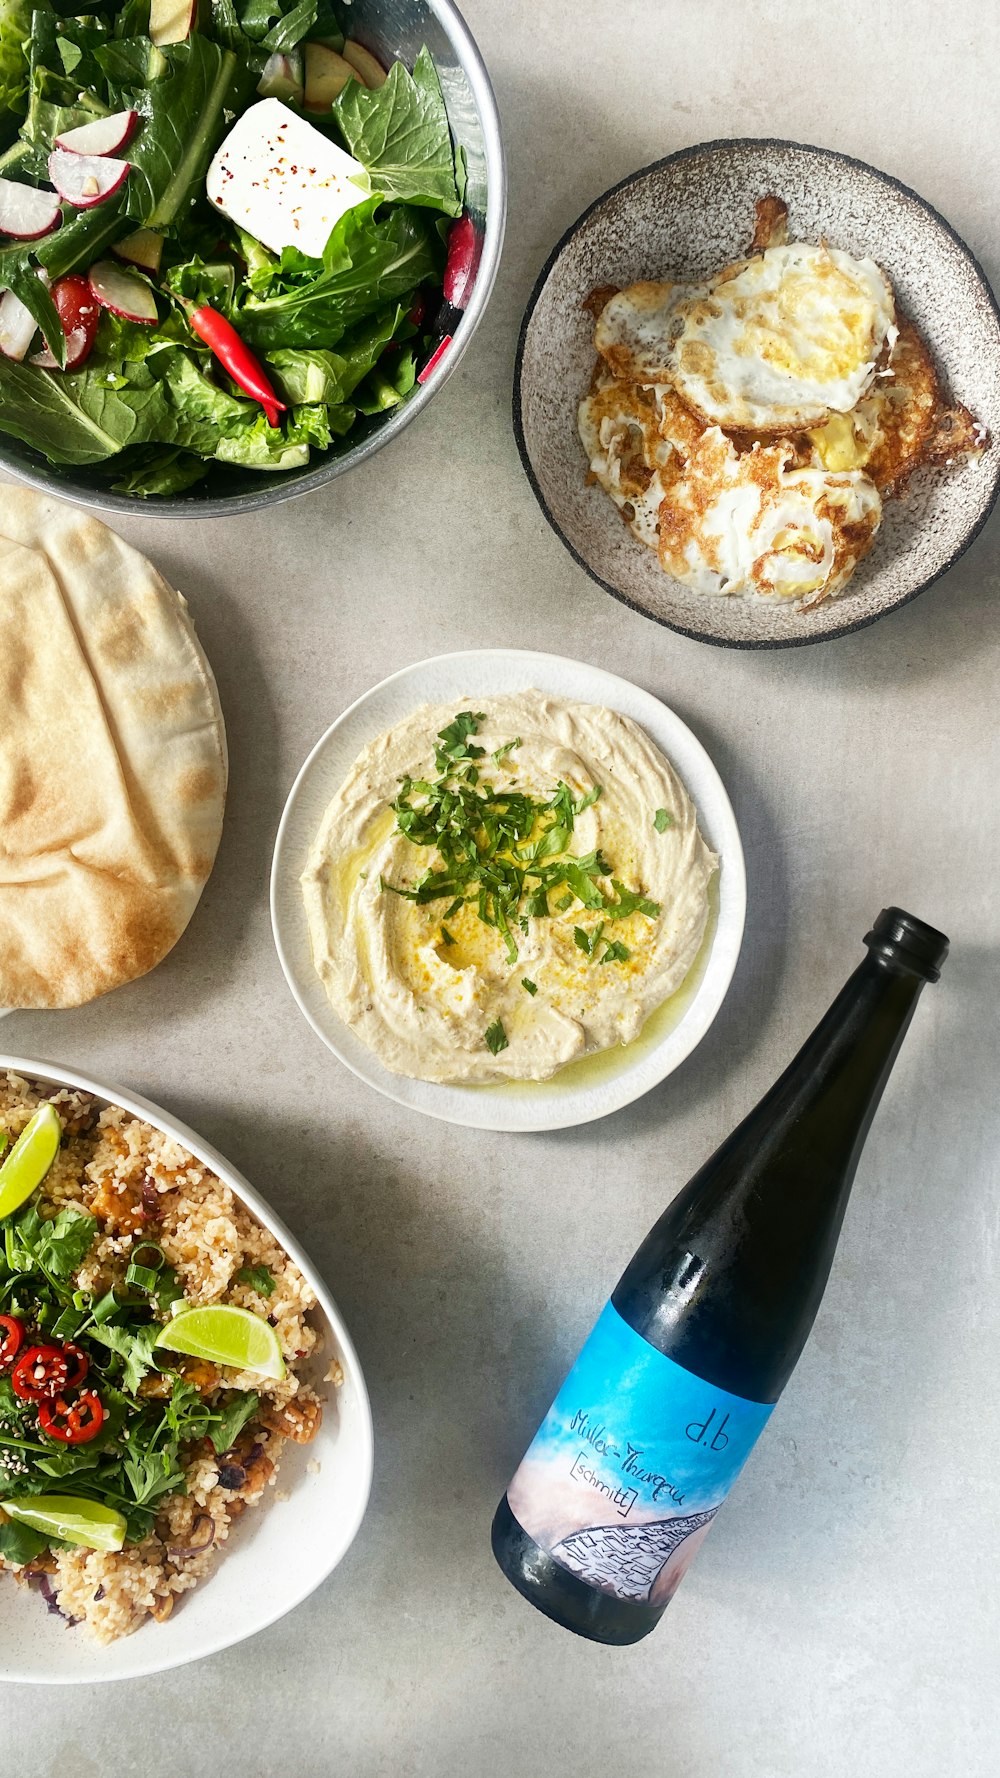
(0, 0), (505, 519)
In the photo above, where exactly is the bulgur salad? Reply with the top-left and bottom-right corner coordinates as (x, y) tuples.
(0, 1070), (337, 1643)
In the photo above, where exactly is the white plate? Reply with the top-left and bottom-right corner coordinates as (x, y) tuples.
(0, 1055), (374, 1685)
(270, 650), (745, 1130)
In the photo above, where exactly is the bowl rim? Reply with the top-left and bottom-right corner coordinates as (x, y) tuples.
(269, 646), (747, 1131)
(512, 135), (1000, 651)
(0, 0), (507, 521)
(0, 1051), (375, 1685)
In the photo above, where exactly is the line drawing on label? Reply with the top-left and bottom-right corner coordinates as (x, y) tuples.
(551, 1508), (719, 1603)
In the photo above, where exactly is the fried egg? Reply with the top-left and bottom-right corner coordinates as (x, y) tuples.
(657, 429), (882, 606)
(668, 242), (897, 431)
(593, 281), (692, 384)
(578, 373), (677, 546)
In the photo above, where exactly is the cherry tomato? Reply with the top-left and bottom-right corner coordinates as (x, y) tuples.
(0, 1314), (25, 1370)
(38, 1389), (104, 1445)
(11, 1344), (69, 1401)
(32, 275), (101, 371)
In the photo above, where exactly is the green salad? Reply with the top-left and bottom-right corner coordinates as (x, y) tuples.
(0, 0), (468, 496)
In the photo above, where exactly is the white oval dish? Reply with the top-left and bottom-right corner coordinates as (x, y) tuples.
(271, 650), (745, 1131)
(0, 1055), (374, 1685)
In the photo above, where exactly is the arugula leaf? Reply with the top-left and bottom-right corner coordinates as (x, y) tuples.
(484, 1019), (508, 1056)
(333, 46), (460, 216)
(240, 198), (441, 351)
(112, 446), (210, 499)
(88, 1322), (162, 1395)
(266, 303), (409, 405)
(236, 1264), (275, 1298)
(0, 0), (32, 121)
(210, 1389), (259, 1454)
(654, 808), (674, 833)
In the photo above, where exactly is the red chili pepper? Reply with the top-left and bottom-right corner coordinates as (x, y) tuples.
(187, 304), (286, 429)
(62, 1343), (89, 1390)
(443, 213), (478, 310)
(0, 1315), (25, 1369)
(38, 1389), (104, 1444)
(11, 1344), (69, 1402)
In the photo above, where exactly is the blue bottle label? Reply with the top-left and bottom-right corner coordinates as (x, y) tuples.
(506, 1302), (775, 1606)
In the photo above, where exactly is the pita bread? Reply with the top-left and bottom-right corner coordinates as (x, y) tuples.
(0, 486), (227, 1008)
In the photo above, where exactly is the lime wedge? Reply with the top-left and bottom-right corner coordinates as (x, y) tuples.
(1, 1495), (127, 1552)
(0, 1104), (61, 1220)
(154, 1304), (285, 1380)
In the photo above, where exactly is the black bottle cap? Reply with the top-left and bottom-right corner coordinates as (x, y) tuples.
(864, 907), (950, 981)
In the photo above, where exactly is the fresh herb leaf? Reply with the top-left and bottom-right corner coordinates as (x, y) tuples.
(654, 808), (673, 833)
(521, 978), (537, 996)
(236, 1264), (275, 1298)
(492, 737), (521, 765)
(210, 1390), (259, 1455)
(484, 1019), (508, 1056)
(88, 1322), (163, 1396)
(439, 925), (455, 946)
(0, 1519), (48, 1565)
(600, 941), (630, 964)
(332, 46), (460, 216)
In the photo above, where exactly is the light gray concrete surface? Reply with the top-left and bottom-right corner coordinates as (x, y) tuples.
(3, 1), (999, 1772)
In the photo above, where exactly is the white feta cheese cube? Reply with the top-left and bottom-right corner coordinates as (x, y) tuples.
(206, 98), (370, 260)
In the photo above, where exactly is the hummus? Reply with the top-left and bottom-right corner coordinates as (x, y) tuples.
(301, 693), (718, 1085)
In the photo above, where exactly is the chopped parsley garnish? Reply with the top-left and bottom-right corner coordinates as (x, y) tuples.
(492, 737), (521, 765)
(380, 714), (660, 967)
(522, 978), (538, 996)
(236, 1264), (276, 1298)
(654, 808), (674, 833)
(484, 1019), (509, 1055)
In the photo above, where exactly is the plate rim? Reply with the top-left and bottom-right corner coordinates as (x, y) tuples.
(0, 1052), (375, 1685)
(270, 647), (746, 1131)
(512, 135), (1000, 651)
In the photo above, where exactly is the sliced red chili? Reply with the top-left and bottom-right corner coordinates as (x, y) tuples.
(38, 1389), (104, 1445)
(61, 1343), (89, 1390)
(0, 1314), (25, 1369)
(11, 1344), (69, 1401)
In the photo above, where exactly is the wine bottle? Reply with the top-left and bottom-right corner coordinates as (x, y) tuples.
(491, 907), (948, 1645)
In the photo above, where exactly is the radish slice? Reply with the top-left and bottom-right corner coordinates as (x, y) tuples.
(0, 288), (38, 360)
(88, 259), (158, 323)
(0, 178), (61, 240)
(30, 324), (90, 370)
(443, 214), (478, 309)
(54, 109), (138, 158)
(48, 149), (129, 208)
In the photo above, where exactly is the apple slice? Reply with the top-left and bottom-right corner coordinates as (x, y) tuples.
(112, 227), (164, 276)
(54, 109), (138, 158)
(0, 177), (61, 240)
(258, 50), (304, 106)
(49, 149), (129, 208)
(342, 39), (387, 88)
(304, 42), (356, 109)
(88, 259), (158, 323)
(148, 0), (197, 46)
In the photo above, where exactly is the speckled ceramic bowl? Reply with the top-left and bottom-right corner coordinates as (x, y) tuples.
(514, 139), (1000, 649)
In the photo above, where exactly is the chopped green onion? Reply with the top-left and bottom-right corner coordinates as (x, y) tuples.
(522, 978), (538, 996)
(125, 1262), (159, 1293)
(129, 1243), (165, 1272)
(440, 925), (455, 946)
